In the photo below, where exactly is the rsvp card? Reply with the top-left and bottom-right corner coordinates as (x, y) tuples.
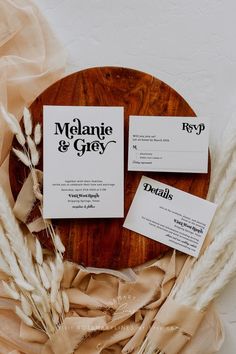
(128, 116), (209, 173)
(43, 106), (124, 219)
(124, 176), (217, 257)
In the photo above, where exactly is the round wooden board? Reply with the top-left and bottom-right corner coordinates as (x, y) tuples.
(9, 67), (210, 269)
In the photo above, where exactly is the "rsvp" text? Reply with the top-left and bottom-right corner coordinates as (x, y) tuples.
(182, 122), (205, 135)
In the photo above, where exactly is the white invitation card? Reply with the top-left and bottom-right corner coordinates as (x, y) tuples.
(43, 106), (124, 219)
(124, 176), (217, 257)
(128, 116), (209, 173)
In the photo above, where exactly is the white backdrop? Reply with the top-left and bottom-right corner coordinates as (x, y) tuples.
(34, 1), (236, 352)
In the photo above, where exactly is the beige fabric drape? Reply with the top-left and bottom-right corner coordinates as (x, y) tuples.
(0, 258), (224, 354)
(0, 0), (224, 353)
(0, 0), (66, 204)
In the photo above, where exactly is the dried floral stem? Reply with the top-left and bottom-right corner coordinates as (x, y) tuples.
(4, 107), (63, 260)
(173, 117), (236, 312)
(34, 123), (42, 145)
(0, 187), (66, 336)
(207, 118), (236, 202)
(0, 187), (40, 287)
(0, 107), (69, 335)
(174, 224), (236, 307)
(196, 246), (236, 309)
(0, 105), (25, 146)
(140, 118), (236, 354)
(23, 107), (32, 136)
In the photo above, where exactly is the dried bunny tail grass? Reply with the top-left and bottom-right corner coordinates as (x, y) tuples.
(42, 262), (52, 282)
(15, 305), (34, 327)
(20, 294), (33, 316)
(15, 278), (34, 292)
(37, 264), (50, 290)
(62, 291), (70, 313)
(34, 123), (42, 145)
(45, 221), (65, 257)
(56, 254), (64, 283)
(0, 188), (64, 335)
(54, 292), (63, 314)
(28, 299), (49, 332)
(23, 107), (32, 136)
(0, 251), (11, 276)
(31, 293), (42, 304)
(2, 280), (19, 300)
(30, 276), (51, 313)
(0, 225), (24, 281)
(1, 105), (19, 134)
(40, 287), (52, 313)
(57, 291), (63, 310)
(0, 187), (42, 289)
(43, 312), (57, 335)
(31, 293), (49, 317)
(50, 269), (59, 304)
(35, 238), (43, 265)
(49, 256), (64, 305)
(13, 148), (31, 167)
(27, 136), (39, 166)
(0, 106), (25, 146)
(196, 246), (236, 310)
(51, 308), (60, 326)
(32, 293), (50, 318)
(31, 169), (43, 201)
(15, 134), (26, 147)
(54, 234), (65, 254)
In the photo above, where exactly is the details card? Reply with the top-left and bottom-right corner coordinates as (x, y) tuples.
(43, 106), (124, 219)
(123, 176), (217, 257)
(128, 116), (209, 173)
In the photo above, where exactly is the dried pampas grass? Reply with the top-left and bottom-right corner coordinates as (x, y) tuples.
(140, 117), (236, 354)
(173, 118), (236, 311)
(197, 247), (236, 309)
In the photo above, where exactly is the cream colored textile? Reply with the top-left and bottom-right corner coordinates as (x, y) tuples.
(0, 0), (66, 203)
(0, 258), (224, 354)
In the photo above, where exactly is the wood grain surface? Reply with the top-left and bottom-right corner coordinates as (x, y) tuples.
(9, 67), (210, 269)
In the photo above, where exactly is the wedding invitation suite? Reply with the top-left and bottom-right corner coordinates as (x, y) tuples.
(43, 106), (124, 218)
(128, 116), (209, 173)
(124, 176), (217, 257)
